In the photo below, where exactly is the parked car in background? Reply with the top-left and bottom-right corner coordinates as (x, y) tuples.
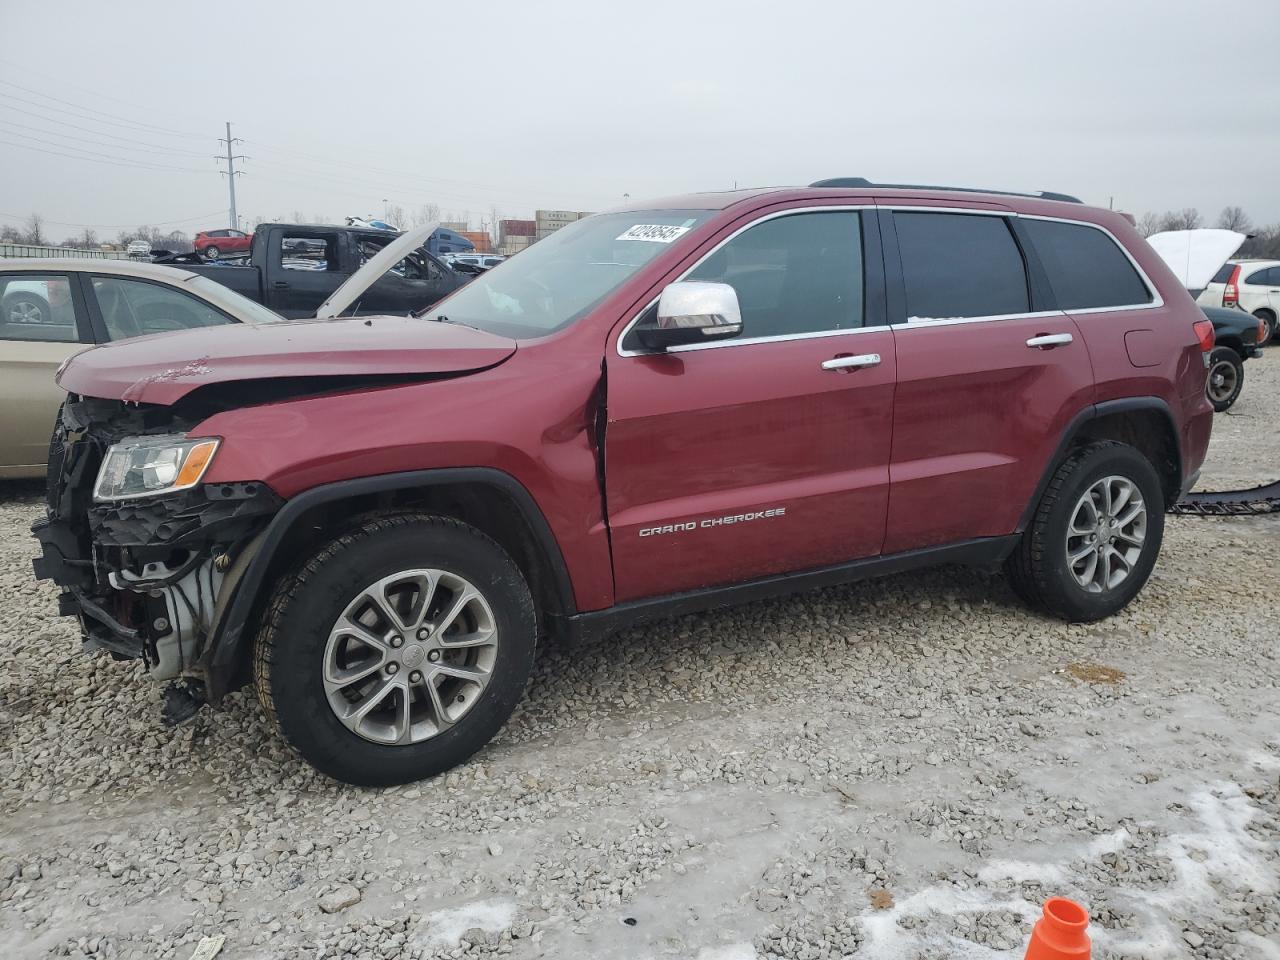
(125, 240), (151, 259)
(0, 238), (435, 477)
(0, 260), (279, 477)
(34, 181), (1214, 785)
(195, 228), (253, 261)
(1147, 229), (1266, 412)
(170, 221), (468, 318)
(1197, 259), (1280, 345)
(445, 253), (506, 271)
(1201, 306), (1264, 411)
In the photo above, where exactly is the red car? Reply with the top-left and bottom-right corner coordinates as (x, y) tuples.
(194, 227), (252, 260)
(35, 180), (1214, 785)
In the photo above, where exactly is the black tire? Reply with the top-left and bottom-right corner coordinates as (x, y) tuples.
(203, 245), (220, 261)
(1006, 441), (1165, 623)
(1254, 309), (1276, 347)
(1206, 346), (1244, 412)
(253, 513), (536, 786)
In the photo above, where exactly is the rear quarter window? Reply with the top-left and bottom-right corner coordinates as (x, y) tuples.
(1021, 219), (1152, 310)
(1210, 264), (1235, 284)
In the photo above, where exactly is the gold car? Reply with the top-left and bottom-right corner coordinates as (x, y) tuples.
(0, 258), (281, 478)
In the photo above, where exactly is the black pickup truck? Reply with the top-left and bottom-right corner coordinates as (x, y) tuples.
(163, 222), (468, 319)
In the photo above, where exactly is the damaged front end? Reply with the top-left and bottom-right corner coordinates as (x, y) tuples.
(32, 396), (281, 712)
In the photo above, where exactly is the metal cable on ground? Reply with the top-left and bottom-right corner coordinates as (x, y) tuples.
(1169, 480), (1280, 516)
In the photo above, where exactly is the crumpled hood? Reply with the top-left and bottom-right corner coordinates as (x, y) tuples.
(57, 314), (517, 406)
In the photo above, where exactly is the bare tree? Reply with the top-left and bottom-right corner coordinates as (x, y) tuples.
(0, 224), (21, 243)
(80, 227), (98, 249)
(22, 213), (46, 245)
(1155, 208), (1202, 232)
(1238, 224), (1280, 260)
(1217, 206), (1252, 233)
(1136, 212), (1161, 237)
(489, 205), (502, 245)
(385, 204), (407, 229)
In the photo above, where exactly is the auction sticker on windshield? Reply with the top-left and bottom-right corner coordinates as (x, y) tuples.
(616, 224), (692, 243)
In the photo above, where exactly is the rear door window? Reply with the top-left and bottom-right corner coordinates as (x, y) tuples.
(0, 274), (85, 342)
(1020, 218), (1152, 310)
(893, 212), (1029, 320)
(1244, 266), (1276, 286)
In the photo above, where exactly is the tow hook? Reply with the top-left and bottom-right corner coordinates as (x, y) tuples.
(160, 679), (208, 726)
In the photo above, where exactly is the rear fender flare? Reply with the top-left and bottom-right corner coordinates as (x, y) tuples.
(1017, 397), (1181, 532)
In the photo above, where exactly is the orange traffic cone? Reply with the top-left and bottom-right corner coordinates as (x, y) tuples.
(1024, 897), (1091, 960)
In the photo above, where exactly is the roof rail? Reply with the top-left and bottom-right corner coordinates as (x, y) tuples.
(808, 177), (1082, 204)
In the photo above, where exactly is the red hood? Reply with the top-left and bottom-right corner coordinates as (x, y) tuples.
(57, 315), (517, 406)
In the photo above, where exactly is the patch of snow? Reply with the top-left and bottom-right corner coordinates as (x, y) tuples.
(411, 898), (516, 947)
(695, 944), (757, 960)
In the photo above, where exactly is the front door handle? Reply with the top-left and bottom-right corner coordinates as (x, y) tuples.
(272, 280), (290, 289)
(1026, 333), (1073, 349)
(821, 353), (881, 371)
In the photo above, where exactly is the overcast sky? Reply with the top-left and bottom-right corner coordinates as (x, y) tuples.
(2, 0), (1278, 238)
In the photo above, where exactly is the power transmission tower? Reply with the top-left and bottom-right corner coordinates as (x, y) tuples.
(216, 122), (246, 230)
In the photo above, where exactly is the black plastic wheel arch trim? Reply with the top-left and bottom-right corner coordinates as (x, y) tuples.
(555, 535), (1021, 647)
(1016, 397), (1183, 533)
(204, 467), (575, 701)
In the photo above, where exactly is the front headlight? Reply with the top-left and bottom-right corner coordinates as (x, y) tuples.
(94, 435), (220, 501)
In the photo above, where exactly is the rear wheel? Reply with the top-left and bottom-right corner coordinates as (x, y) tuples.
(1254, 309), (1276, 346)
(1206, 346), (1244, 412)
(202, 245), (220, 261)
(254, 513), (536, 785)
(1006, 441), (1164, 622)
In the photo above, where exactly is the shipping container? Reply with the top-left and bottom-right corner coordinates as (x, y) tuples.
(535, 209), (578, 224)
(440, 220), (469, 232)
(459, 231), (493, 253)
(499, 218), (536, 238)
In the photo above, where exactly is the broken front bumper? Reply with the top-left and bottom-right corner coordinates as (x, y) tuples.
(32, 402), (282, 692)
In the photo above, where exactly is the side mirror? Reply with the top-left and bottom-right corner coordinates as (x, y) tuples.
(635, 281), (743, 351)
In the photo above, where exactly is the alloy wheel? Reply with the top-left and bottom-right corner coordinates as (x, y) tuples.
(322, 568), (498, 745)
(9, 300), (44, 324)
(1207, 357), (1240, 405)
(1065, 476), (1147, 593)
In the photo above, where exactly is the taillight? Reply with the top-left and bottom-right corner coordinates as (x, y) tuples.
(1194, 319), (1215, 354)
(1223, 264), (1241, 305)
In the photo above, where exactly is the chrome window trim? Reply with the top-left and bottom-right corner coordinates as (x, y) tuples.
(616, 205), (1165, 357)
(616, 205), (872, 358)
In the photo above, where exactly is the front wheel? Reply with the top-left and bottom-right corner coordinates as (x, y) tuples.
(1006, 441), (1165, 622)
(253, 513), (537, 785)
(1206, 346), (1244, 412)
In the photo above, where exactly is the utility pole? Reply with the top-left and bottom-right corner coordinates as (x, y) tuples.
(216, 122), (246, 229)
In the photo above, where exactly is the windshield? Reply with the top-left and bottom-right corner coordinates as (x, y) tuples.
(188, 276), (284, 325)
(428, 210), (714, 337)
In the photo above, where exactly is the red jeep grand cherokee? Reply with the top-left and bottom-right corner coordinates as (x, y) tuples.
(34, 180), (1215, 785)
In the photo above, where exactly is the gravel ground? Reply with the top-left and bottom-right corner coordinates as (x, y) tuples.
(2, 362), (1277, 960)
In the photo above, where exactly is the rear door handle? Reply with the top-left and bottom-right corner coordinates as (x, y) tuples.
(272, 280), (290, 289)
(1026, 333), (1073, 349)
(821, 353), (881, 371)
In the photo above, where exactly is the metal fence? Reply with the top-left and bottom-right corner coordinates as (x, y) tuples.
(0, 243), (131, 260)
